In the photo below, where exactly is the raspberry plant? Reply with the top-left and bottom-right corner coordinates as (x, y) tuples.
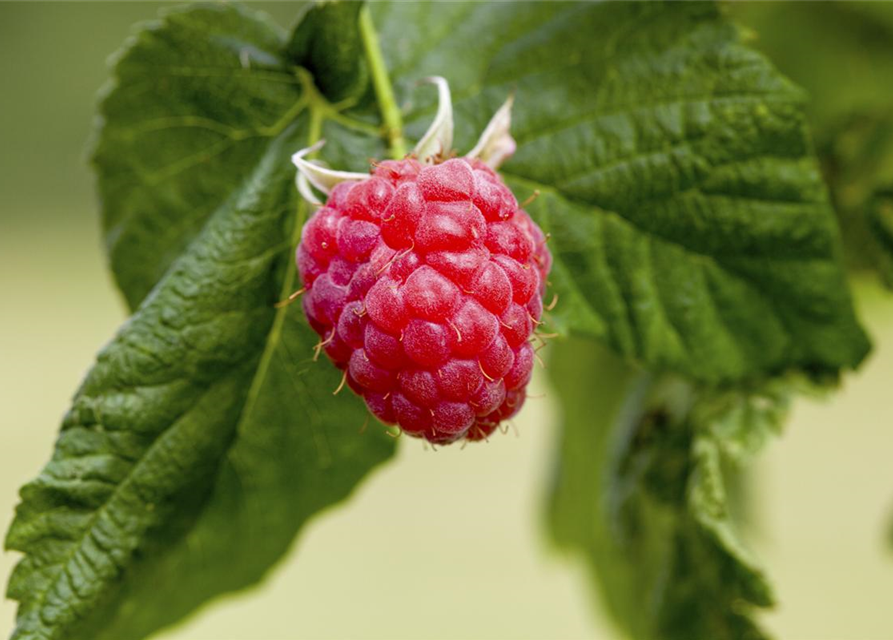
(5, 3), (891, 640)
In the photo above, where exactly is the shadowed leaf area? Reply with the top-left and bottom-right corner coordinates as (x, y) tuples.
(547, 338), (801, 640)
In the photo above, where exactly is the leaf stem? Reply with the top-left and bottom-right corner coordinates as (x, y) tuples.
(294, 67), (380, 136)
(359, 6), (406, 159)
(308, 105), (324, 148)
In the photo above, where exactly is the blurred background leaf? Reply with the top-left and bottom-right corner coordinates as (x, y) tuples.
(547, 338), (797, 640)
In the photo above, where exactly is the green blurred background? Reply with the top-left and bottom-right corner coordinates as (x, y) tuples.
(3, 3), (893, 639)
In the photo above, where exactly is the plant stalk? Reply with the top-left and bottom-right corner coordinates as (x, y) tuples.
(359, 5), (406, 159)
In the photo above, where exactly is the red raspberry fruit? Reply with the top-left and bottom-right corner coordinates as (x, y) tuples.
(296, 156), (551, 444)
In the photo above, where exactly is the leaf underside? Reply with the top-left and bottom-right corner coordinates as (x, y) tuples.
(5, 3), (870, 640)
(548, 339), (793, 640)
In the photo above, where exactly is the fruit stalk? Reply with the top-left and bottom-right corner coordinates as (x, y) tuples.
(359, 6), (407, 159)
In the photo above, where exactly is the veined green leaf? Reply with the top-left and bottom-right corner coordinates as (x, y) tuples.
(547, 337), (789, 640)
(373, 1), (870, 382)
(734, 6), (893, 555)
(733, 4), (893, 287)
(95, 3), (301, 309)
(6, 5), (393, 640)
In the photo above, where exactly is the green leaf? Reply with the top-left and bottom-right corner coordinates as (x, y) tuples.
(736, 6), (893, 556)
(732, 4), (893, 286)
(6, 5), (393, 640)
(730, 4), (893, 133)
(372, 1), (870, 382)
(95, 4), (298, 309)
(287, 1), (368, 103)
(547, 337), (786, 640)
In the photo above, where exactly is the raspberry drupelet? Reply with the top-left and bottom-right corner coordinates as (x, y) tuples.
(292, 78), (551, 444)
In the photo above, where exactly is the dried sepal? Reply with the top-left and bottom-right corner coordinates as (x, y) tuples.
(467, 94), (516, 169)
(413, 76), (453, 163)
(296, 171), (322, 206)
(291, 140), (368, 196)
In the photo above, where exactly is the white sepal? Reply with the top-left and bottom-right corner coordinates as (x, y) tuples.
(296, 171), (322, 206)
(291, 140), (368, 196)
(413, 76), (453, 163)
(467, 94), (516, 169)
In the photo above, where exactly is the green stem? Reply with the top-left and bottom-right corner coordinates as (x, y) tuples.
(294, 67), (379, 136)
(307, 104), (324, 148)
(359, 6), (406, 159)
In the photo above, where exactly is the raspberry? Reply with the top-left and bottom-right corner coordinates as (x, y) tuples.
(292, 78), (551, 444)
